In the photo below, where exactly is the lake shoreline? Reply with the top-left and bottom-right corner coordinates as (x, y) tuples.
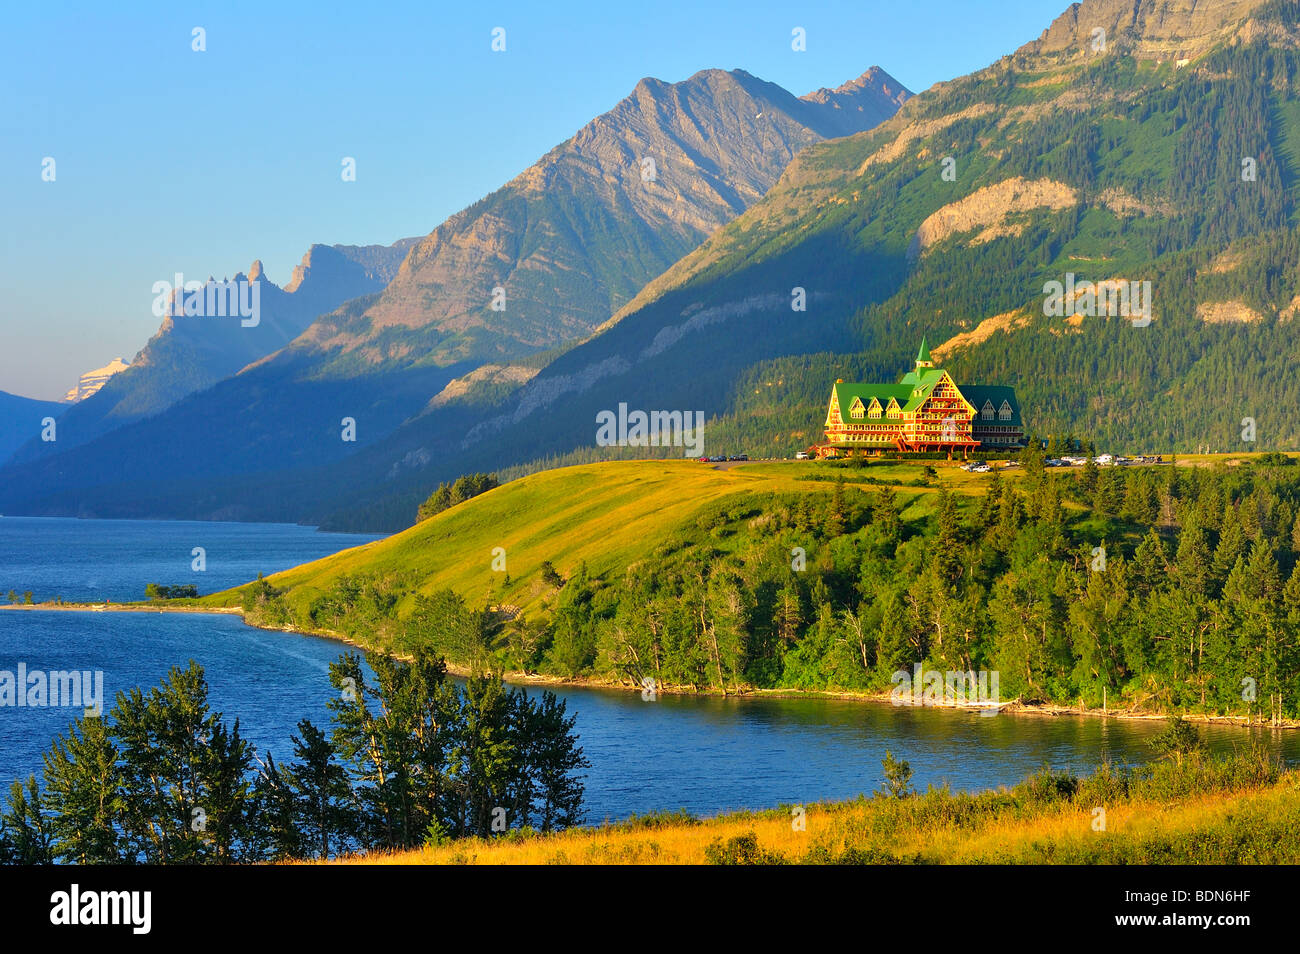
(6, 601), (1297, 730)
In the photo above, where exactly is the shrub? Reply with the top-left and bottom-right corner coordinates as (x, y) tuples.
(704, 831), (785, 865)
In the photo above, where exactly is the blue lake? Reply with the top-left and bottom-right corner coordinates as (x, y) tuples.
(2, 516), (1297, 824)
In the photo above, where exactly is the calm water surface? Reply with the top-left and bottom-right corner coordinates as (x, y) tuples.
(2, 517), (1296, 823)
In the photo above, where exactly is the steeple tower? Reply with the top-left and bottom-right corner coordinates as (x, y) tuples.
(915, 336), (934, 370)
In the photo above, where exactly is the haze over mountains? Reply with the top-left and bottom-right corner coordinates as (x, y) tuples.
(0, 65), (910, 523)
(9, 240), (420, 461)
(0, 392), (66, 466)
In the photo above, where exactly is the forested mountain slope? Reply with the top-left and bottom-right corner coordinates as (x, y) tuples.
(299, 0), (1300, 530)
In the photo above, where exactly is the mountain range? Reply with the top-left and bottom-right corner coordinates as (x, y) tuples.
(0, 391), (66, 467)
(12, 0), (1300, 534)
(279, 0), (1300, 529)
(0, 65), (910, 523)
(9, 240), (419, 462)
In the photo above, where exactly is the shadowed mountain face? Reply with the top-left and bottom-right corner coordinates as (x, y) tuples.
(0, 66), (910, 523)
(10, 240), (418, 463)
(0, 392), (66, 466)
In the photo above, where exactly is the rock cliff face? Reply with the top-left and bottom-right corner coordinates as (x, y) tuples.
(1019, 0), (1276, 61)
(910, 178), (1079, 257)
(293, 67), (912, 371)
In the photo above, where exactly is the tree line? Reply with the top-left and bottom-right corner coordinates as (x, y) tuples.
(0, 652), (587, 864)
(251, 456), (1300, 723)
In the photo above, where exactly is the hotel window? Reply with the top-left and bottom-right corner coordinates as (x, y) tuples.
(850, 398), (865, 419)
(982, 400), (994, 421)
(999, 400), (1012, 421)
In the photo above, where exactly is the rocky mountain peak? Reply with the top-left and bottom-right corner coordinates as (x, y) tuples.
(1019, 0), (1276, 62)
(802, 65), (911, 109)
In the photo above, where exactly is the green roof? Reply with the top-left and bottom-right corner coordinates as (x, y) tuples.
(831, 375), (1021, 426)
(830, 343), (1022, 428)
(831, 382), (913, 420)
(832, 369), (949, 418)
(961, 385), (1023, 428)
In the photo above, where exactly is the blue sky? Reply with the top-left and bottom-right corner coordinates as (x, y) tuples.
(1, 0), (1071, 400)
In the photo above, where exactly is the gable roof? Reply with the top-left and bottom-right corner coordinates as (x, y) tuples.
(830, 382), (914, 420)
(833, 371), (1014, 418)
(960, 384), (1022, 427)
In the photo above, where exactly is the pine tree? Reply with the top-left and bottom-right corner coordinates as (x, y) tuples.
(514, 691), (588, 832)
(774, 581), (804, 646)
(459, 674), (516, 837)
(112, 661), (256, 864)
(40, 715), (121, 864)
(278, 720), (355, 860)
(1214, 510), (1249, 583)
(932, 488), (964, 588)
(0, 777), (53, 865)
(871, 486), (902, 548)
(1174, 518), (1214, 595)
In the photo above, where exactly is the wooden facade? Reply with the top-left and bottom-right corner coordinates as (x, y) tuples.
(817, 340), (1024, 458)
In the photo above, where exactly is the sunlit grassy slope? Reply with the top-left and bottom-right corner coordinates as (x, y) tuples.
(330, 769), (1300, 866)
(201, 454), (1278, 620)
(202, 459), (1004, 617)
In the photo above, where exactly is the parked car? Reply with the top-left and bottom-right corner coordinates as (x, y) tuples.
(795, 451), (810, 460)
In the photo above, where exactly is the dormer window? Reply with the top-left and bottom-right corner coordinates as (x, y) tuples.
(998, 400), (1013, 421)
(886, 399), (901, 419)
(867, 398), (882, 419)
(849, 398), (865, 419)
(982, 400), (995, 421)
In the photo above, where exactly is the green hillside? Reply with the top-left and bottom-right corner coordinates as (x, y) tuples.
(202, 452), (1300, 725)
(204, 459), (967, 618)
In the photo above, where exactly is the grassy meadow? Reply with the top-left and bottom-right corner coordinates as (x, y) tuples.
(200, 458), (1002, 618)
(328, 750), (1300, 865)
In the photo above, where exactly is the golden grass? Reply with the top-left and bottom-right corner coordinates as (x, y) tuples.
(321, 775), (1300, 866)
